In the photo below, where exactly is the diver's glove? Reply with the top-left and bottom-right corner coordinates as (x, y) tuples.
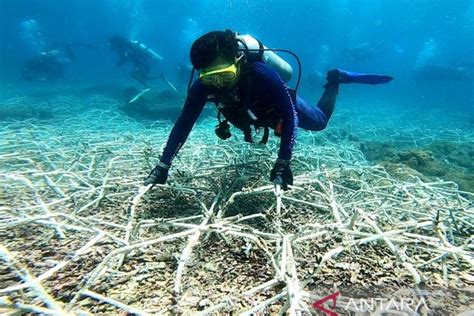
(270, 158), (293, 191)
(144, 161), (170, 186)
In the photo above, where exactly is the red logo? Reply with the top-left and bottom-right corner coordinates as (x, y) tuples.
(313, 291), (340, 316)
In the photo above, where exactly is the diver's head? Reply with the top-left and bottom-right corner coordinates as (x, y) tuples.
(190, 30), (242, 88)
(190, 30), (238, 69)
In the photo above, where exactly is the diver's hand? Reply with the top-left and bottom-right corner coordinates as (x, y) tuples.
(270, 159), (293, 191)
(144, 162), (169, 186)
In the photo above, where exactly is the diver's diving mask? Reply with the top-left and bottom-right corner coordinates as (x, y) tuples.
(199, 63), (238, 87)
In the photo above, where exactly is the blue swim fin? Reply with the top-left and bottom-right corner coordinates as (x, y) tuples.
(326, 69), (394, 85)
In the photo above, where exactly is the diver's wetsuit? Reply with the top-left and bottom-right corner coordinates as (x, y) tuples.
(161, 62), (335, 165)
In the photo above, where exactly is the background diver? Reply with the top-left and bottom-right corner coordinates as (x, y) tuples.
(144, 30), (393, 190)
(108, 36), (166, 89)
(22, 43), (76, 81)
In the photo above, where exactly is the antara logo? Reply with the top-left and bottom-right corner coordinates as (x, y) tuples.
(312, 291), (340, 316)
(312, 291), (430, 315)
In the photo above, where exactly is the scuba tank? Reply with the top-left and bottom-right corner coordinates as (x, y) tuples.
(236, 34), (293, 82)
(129, 40), (164, 62)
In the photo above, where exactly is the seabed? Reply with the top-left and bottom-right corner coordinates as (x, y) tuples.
(0, 92), (473, 315)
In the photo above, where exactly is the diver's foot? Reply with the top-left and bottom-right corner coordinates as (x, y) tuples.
(325, 69), (394, 87)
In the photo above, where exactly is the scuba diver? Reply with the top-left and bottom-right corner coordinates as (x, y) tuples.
(144, 30), (393, 190)
(22, 44), (76, 81)
(108, 36), (164, 88)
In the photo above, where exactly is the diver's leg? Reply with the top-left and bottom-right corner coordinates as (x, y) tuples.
(295, 77), (339, 131)
(296, 69), (393, 131)
(312, 69), (394, 122)
(315, 84), (339, 120)
(295, 95), (330, 131)
(131, 68), (149, 88)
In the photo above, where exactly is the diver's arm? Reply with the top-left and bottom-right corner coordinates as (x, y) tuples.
(160, 80), (209, 165)
(145, 80), (208, 186)
(254, 63), (298, 161)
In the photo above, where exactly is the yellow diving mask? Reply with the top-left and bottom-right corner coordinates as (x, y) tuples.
(199, 63), (238, 87)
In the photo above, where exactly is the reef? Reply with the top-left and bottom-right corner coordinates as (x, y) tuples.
(429, 140), (474, 169)
(118, 87), (185, 121)
(0, 97), (54, 120)
(397, 149), (446, 176)
(0, 96), (472, 315)
(360, 140), (474, 193)
(359, 141), (398, 162)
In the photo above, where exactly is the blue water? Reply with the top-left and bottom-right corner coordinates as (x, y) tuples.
(1, 0), (473, 107)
